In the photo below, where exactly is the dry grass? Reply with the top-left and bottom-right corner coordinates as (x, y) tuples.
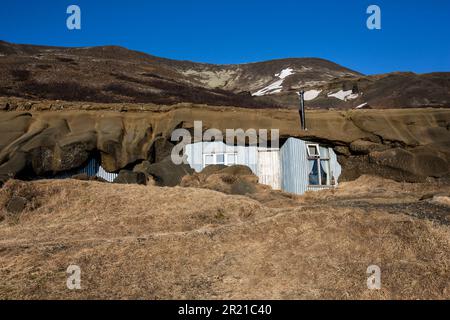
(0, 177), (449, 299)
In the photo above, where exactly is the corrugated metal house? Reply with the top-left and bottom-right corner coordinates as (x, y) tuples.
(54, 157), (118, 182)
(185, 137), (341, 195)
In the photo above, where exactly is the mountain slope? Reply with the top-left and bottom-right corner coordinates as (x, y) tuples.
(0, 41), (449, 109)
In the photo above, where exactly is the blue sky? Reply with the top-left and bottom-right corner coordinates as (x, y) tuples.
(1, 0), (449, 74)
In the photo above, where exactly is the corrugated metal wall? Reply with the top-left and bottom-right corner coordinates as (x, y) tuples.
(280, 138), (310, 194)
(52, 157), (118, 182)
(77, 157), (118, 182)
(185, 138), (341, 195)
(185, 141), (258, 174)
(280, 138), (341, 194)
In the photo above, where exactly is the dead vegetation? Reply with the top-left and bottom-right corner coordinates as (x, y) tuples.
(0, 176), (449, 299)
(0, 179), (60, 224)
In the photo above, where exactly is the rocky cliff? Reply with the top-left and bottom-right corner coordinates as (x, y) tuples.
(0, 98), (449, 185)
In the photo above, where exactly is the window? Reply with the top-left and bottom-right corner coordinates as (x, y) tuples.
(306, 144), (332, 186)
(216, 154), (225, 164)
(203, 153), (237, 167)
(204, 154), (214, 165)
(307, 144), (320, 158)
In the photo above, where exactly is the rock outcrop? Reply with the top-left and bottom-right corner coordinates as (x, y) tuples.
(0, 100), (449, 184)
(113, 170), (147, 185)
(133, 157), (193, 187)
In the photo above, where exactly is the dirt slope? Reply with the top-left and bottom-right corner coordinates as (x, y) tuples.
(0, 177), (449, 299)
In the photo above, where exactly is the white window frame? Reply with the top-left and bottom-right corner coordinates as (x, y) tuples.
(306, 143), (321, 158)
(203, 152), (237, 167)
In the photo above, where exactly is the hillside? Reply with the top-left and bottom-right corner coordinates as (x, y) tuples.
(1, 41), (449, 109)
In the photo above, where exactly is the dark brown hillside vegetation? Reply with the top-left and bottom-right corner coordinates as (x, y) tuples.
(0, 41), (283, 108)
(20, 80), (113, 103)
(0, 176), (449, 299)
(1, 40), (448, 109)
(303, 72), (450, 109)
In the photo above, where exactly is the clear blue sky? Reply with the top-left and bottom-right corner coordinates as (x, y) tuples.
(1, 0), (449, 75)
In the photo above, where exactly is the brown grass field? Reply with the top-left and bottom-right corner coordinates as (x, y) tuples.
(0, 176), (449, 299)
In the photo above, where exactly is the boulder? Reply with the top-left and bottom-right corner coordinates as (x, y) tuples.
(349, 139), (389, 154)
(181, 165), (259, 195)
(113, 170), (147, 185)
(230, 179), (257, 195)
(369, 146), (449, 179)
(152, 137), (175, 163)
(198, 164), (228, 177)
(333, 145), (351, 156)
(217, 165), (254, 176)
(133, 160), (152, 176)
(133, 156), (193, 187)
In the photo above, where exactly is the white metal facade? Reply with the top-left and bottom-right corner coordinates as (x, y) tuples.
(184, 138), (341, 195)
(185, 141), (258, 174)
(280, 138), (341, 195)
(257, 148), (281, 190)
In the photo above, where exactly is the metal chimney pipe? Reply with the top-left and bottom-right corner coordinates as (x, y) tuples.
(299, 90), (306, 130)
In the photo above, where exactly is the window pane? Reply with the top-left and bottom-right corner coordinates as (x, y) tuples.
(307, 145), (319, 157)
(205, 155), (214, 165)
(216, 154), (225, 164)
(320, 160), (330, 185)
(320, 147), (329, 159)
(308, 159), (319, 185)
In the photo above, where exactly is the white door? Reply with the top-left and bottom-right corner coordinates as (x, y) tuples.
(257, 150), (281, 190)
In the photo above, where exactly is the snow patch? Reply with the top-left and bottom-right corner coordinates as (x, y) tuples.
(355, 102), (368, 109)
(303, 90), (322, 101)
(252, 80), (284, 96)
(252, 67), (295, 96)
(328, 89), (360, 101)
(275, 67), (294, 79)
